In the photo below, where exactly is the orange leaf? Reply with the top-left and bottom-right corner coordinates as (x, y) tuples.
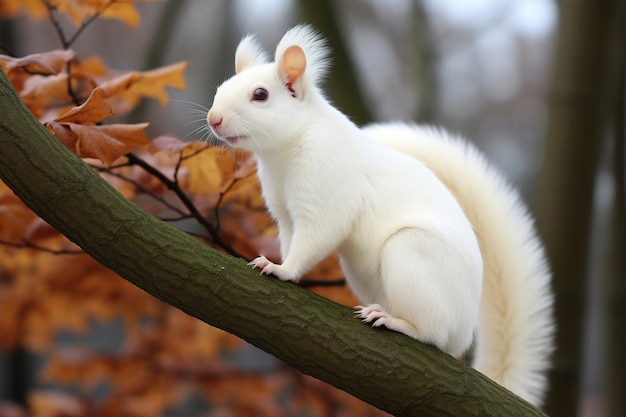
(53, 0), (155, 28)
(20, 74), (73, 118)
(0, 49), (75, 76)
(55, 87), (113, 124)
(45, 118), (149, 166)
(99, 1), (142, 28)
(70, 122), (150, 166)
(44, 120), (77, 151)
(179, 143), (231, 195)
(28, 390), (86, 417)
(233, 153), (257, 179)
(71, 55), (109, 78)
(100, 61), (188, 114)
(23, 218), (61, 243)
(0, 0), (48, 20)
(0, 182), (39, 242)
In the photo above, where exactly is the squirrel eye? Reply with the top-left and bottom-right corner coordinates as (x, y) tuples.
(252, 88), (268, 102)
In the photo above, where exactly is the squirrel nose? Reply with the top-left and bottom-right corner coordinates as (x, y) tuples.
(207, 110), (223, 129)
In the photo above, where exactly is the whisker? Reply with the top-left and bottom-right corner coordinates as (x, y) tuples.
(180, 117), (209, 129)
(170, 99), (210, 111)
(181, 108), (209, 115)
(243, 119), (275, 154)
(185, 125), (213, 142)
(169, 99), (215, 143)
(180, 113), (208, 122)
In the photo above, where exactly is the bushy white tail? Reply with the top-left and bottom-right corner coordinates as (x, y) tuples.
(363, 123), (554, 407)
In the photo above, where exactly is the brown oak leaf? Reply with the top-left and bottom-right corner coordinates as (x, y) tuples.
(47, 121), (149, 167)
(54, 87), (113, 124)
(0, 49), (75, 76)
(45, 87), (149, 166)
(100, 61), (188, 115)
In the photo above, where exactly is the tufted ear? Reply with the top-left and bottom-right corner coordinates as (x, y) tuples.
(235, 35), (268, 74)
(278, 45), (306, 95)
(275, 25), (329, 87)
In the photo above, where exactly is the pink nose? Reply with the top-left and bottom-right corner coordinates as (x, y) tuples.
(207, 111), (223, 129)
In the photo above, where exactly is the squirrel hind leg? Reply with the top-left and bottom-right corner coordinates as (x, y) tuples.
(374, 227), (479, 357)
(354, 304), (419, 338)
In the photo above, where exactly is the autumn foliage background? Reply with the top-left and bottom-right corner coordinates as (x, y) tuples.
(0, 1), (377, 416)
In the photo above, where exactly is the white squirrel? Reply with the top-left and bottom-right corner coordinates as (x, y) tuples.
(207, 25), (554, 407)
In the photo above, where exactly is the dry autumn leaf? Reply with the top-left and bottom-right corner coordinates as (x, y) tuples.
(179, 142), (229, 195)
(0, 49), (75, 76)
(20, 73), (74, 117)
(0, 183), (40, 242)
(100, 61), (188, 115)
(28, 390), (86, 417)
(97, 0), (142, 28)
(0, 0), (48, 20)
(43, 87), (149, 165)
(54, 87), (113, 124)
(70, 55), (109, 79)
(53, 0), (163, 28)
(47, 121), (150, 166)
(0, 0), (163, 28)
(75, 122), (150, 164)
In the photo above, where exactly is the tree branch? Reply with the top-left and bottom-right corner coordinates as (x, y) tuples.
(0, 68), (545, 417)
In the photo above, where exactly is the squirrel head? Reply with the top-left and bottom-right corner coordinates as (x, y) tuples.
(207, 25), (330, 152)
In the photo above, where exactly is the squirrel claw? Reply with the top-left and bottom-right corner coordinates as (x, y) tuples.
(248, 256), (298, 282)
(354, 304), (390, 327)
(248, 256), (275, 275)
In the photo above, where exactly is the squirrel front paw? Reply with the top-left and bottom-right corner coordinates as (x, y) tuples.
(248, 256), (298, 282)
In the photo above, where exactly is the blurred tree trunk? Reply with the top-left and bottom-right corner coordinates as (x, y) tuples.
(411, 1), (437, 123)
(606, 2), (626, 415)
(536, 0), (621, 416)
(607, 81), (625, 417)
(0, 18), (15, 55)
(213, 1), (238, 87)
(297, 0), (372, 125)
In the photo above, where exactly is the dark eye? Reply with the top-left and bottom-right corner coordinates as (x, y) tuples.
(252, 88), (268, 102)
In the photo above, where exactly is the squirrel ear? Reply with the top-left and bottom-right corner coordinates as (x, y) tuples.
(279, 45), (306, 93)
(275, 25), (329, 87)
(235, 35), (268, 74)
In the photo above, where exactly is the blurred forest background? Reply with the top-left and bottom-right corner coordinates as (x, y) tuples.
(0, 0), (624, 416)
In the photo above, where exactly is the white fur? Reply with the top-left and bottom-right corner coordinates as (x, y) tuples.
(208, 25), (553, 407)
(274, 25), (330, 85)
(363, 123), (554, 405)
(235, 35), (269, 73)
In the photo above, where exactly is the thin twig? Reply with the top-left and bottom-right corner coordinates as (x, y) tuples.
(41, 0), (118, 105)
(93, 164), (189, 217)
(0, 239), (84, 255)
(173, 145), (210, 183)
(41, 0), (69, 48)
(214, 177), (239, 233)
(125, 153), (241, 258)
(41, 0), (117, 49)
(35, 0), (239, 260)
(300, 279), (346, 288)
(66, 0), (117, 48)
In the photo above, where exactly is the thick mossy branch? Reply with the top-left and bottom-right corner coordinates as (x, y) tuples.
(0, 69), (545, 417)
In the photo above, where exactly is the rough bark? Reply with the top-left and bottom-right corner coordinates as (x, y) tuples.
(0, 68), (544, 417)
